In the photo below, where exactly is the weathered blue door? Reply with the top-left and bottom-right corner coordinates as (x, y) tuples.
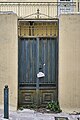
(18, 37), (58, 107)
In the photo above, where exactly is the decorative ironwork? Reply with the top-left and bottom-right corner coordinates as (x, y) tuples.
(18, 20), (58, 37)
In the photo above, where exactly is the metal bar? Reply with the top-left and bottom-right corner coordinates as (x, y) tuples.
(18, 19), (59, 22)
(19, 36), (58, 39)
(4, 85), (9, 119)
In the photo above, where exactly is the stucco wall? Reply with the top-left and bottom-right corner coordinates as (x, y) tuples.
(59, 14), (80, 112)
(0, 12), (18, 111)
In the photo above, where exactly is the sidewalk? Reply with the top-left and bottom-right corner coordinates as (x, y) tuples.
(0, 109), (80, 120)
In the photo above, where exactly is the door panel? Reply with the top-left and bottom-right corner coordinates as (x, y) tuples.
(18, 37), (58, 107)
(39, 38), (56, 84)
(18, 38), (37, 85)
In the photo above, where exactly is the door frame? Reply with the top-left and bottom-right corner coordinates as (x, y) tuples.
(18, 18), (59, 108)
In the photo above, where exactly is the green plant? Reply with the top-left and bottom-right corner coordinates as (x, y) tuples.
(46, 101), (62, 113)
(19, 106), (24, 110)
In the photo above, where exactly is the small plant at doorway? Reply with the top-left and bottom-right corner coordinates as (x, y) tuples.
(46, 101), (62, 113)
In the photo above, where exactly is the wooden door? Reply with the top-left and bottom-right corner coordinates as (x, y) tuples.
(18, 37), (58, 107)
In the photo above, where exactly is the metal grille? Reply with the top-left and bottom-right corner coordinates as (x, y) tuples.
(18, 21), (58, 37)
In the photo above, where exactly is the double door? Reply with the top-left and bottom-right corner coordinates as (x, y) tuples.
(18, 37), (58, 107)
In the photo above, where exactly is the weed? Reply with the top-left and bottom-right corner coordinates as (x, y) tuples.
(46, 101), (62, 113)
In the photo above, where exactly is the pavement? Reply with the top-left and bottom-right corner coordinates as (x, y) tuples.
(0, 109), (80, 120)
